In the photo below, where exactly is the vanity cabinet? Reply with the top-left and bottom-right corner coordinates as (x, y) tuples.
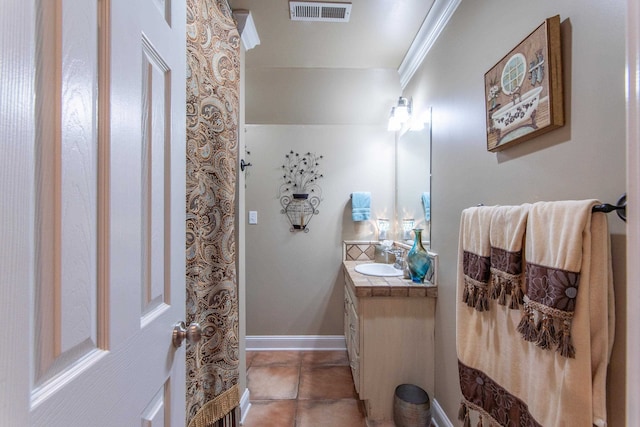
(343, 263), (436, 422)
(344, 280), (360, 393)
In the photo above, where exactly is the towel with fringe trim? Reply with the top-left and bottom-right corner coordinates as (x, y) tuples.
(488, 204), (530, 310)
(459, 206), (495, 312)
(456, 200), (615, 426)
(517, 200), (614, 359)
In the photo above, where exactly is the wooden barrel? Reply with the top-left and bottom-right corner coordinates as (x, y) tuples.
(393, 384), (431, 427)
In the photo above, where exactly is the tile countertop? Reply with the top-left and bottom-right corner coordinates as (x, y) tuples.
(343, 261), (437, 299)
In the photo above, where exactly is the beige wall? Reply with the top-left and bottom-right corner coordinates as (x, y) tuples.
(402, 0), (627, 424)
(242, 66), (400, 337)
(245, 67), (400, 125)
(244, 124), (395, 335)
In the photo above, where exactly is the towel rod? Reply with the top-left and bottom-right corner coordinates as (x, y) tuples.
(476, 195), (627, 222)
(592, 193), (626, 222)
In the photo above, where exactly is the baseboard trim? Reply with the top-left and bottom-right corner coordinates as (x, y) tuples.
(239, 388), (251, 426)
(431, 398), (453, 427)
(246, 335), (347, 351)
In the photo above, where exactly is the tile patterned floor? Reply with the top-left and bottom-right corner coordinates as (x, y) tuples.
(242, 350), (375, 427)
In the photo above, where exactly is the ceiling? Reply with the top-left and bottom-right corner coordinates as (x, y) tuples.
(227, 0), (435, 70)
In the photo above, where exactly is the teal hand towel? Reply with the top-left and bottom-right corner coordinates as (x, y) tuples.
(351, 192), (371, 221)
(422, 192), (431, 221)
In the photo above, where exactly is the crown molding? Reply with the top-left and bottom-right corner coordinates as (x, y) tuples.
(233, 9), (260, 51)
(398, 0), (461, 89)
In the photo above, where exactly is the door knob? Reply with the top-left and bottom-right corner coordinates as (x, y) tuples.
(172, 321), (202, 347)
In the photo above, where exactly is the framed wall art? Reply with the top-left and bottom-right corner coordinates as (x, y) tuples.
(485, 15), (564, 152)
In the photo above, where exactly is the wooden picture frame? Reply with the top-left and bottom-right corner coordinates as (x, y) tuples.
(485, 15), (564, 152)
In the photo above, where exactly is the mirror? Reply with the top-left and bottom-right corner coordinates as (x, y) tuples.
(395, 109), (431, 248)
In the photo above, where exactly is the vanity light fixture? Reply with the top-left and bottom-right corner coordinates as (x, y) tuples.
(402, 218), (415, 240)
(394, 97), (411, 122)
(377, 218), (390, 240)
(387, 96), (413, 131)
(387, 107), (402, 131)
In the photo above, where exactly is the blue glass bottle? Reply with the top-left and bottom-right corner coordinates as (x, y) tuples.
(407, 228), (431, 283)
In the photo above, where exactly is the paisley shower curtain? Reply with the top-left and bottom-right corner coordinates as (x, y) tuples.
(185, 1), (240, 426)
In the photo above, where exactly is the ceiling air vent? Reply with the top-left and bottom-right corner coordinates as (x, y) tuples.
(289, 1), (352, 23)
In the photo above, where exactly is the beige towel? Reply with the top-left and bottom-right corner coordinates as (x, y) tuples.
(489, 204), (531, 309)
(456, 200), (615, 426)
(460, 206), (496, 312)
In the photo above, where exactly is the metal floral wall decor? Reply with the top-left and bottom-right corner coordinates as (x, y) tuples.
(278, 150), (324, 232)
(485, 15), (564, 152)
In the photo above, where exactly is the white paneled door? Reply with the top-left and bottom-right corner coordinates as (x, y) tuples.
(0, 0), (187, 425)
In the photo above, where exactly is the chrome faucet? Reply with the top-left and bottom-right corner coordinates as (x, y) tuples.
(385, 247), (405, 270)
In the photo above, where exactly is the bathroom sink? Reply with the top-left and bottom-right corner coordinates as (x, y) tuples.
(354, 263), (404, 277)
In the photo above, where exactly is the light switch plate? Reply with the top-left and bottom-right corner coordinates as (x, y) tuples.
(248, 211), (258, 224)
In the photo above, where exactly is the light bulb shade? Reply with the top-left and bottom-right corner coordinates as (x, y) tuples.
(394, 97), (411, 123)
(402, 218), (415, 240)
(388, 97), (414, 131)
(377, 218), (390, 240)
(387, 107), (401, 131)
(395, 108), (409, 123)
(388, 118), (401, 131)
